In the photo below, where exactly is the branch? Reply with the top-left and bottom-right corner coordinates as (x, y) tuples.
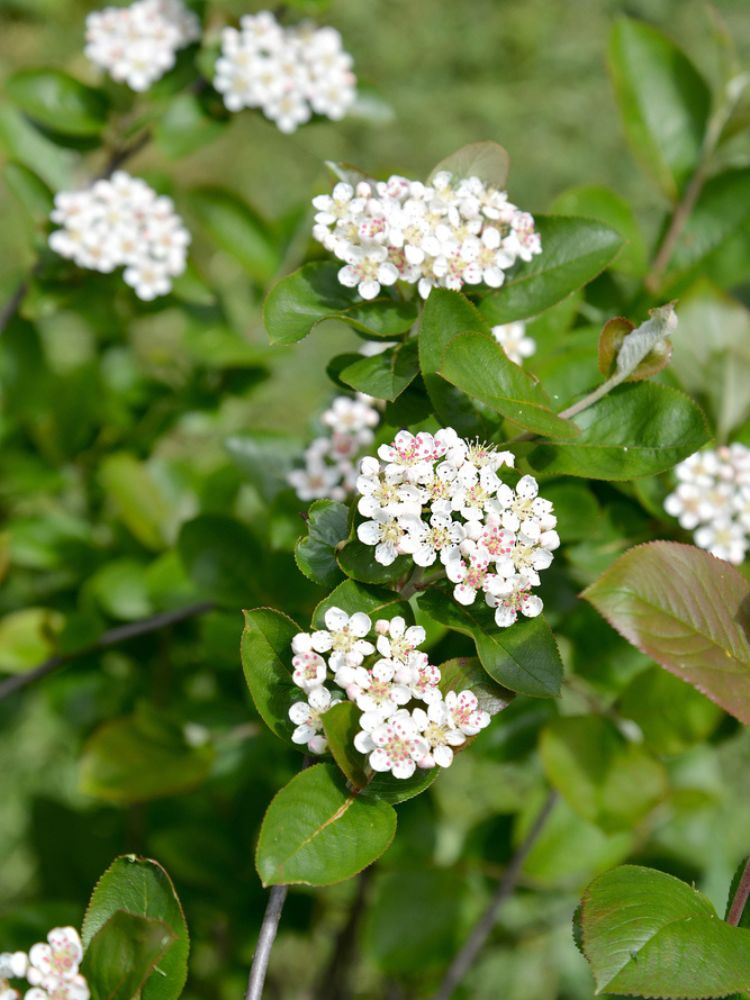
(245, 885), (289, 1000)
(727, 857), (750, 926)
(0, 600), (214, 701)
(431, 790), (558, 1000)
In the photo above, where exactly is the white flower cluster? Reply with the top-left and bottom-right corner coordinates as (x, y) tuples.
(288, 395), (381, 502)
(214, 11), (356, 133)
(1, 928), (88, 1000)
(312, 172), (542, 301)
(492, 321), (536, 366)
(664, 445), (750, 564)
(289, 608), (491, 777)
(356, 428), (559, 628)
(48, 171), (190, 301)
(85, 0), (201, 91)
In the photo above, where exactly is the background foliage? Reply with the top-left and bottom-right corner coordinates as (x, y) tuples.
(2, 1), (750, 999)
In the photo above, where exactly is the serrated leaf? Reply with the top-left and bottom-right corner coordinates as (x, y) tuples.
(339, 340), (419, 402)
(439, 330), (579, 438)
(294, 499), (348, 588)
(427, 141), (510, 188)
(608, 18), (711, 199)
(81, 911), (174, 1000)
(527, 382), (709, 480)
(312, 579), (413, 630)
(255, 763), (397, 886)
(417, 589), (562, 697)
(479, 216), (624, 325)
(263, 261), (417, 345)
(580, 865), (750, 997)
(82, 856), (189, 1000)
(241, 607), (301, 746)
(583, 541), (750, 725)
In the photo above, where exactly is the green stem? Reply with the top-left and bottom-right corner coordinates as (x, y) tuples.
(727, 857), (750, 926)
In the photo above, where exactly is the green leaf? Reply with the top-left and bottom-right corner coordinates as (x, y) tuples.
(81, 911), (175, 1000)
(417, 589), (562, 697)
(6, 69), (110, 137)
(99, 454), (172, 552)
(527, 382), (709, 480)
(263, 261), (417, 346)
(79, 708), (214, 804)
(177, 515), (263, 606)
(0, 607), (64, 673)
(294, 499), (348, 588)
(188, 186), (279, 283)
(312, 579), (413, 630)
(82, 855), (189, 1000)
(583, 541), (750, 725)
(540, 715), (667, 832)
(580, 865), (750, 997)
(549, 184), (647, 276)
(427, 141), (510, 188)
(225, 430), (304, 503)
(622, 666), (723, 758)
(241, 607), (300, 745)
(438, 656), (514, 717)
(336, 538), (411, 586)
(478, 216), (624, 325)
(4, 160), (54, 223)
(339, 340), (419, 402)
(608, 18), (711, 199)
(439, 330), (579, 438)
(255, 763), (397, 886)
(154, 93), (227, 159)
(417, 288), (494, 436)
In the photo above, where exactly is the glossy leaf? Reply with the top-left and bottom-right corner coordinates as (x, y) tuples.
(336, 538), (411, 586)
(177, 515), (263, 606)
(540, 715), (667, 832)
(225, 430), (304, 503)
(439, 330), (578, 438)
(339, 340), (419, 402)
(580, 865), (750, 996)
(79, 708), (214, 804)
(312, 579), (413, 630)
(154, 93), (227, 159)
(255, 763), (397, 886)
(608, 18), (711, 199)
(4, 160), (54, 222)
(6, 69), (109, 136)
(584, 541), (750, 724)
(427, 140), (510, 188)
(241, 607), (301, 745)
(188, 186), (279, 283)
(81, 911), (174, 1000)
(82, 855), (189, 1000)
(438, 656), (514, 717)
(99, 454), (172, 552)
(294, 499), (348, 588)
(549, 183), (646, 276)
(264, 261), (417, 345)
(479, 216), (623, 325)
(417, 589), (562, 697)
(527, 382), (709, 480)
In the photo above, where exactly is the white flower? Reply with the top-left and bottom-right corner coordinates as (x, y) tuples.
(0, 955), (27, 980)
(338, 245), (398, 300)
(27, 930), (82, 985)
(408, 652), (442, 702)
(85, 0), (200, 92)
(358, 709), (429, 779)
(291, 651), (327, 691)
(399, 514), (465, 567)
(445, 545), (494, 606)
(357, 508), (413, 565)
(491, 321), (537, 365)
(354, 660), (412, 717)
(445, 690), (490, 736)
(375, 616), (426, 663)
(48, 172), (189, 299)
(412, 699), (466, 767)
(310, 608), (374, 669)
(694, 519), (747, 565)
(485, 575), (544, 628)
(289, 687), (338, 754)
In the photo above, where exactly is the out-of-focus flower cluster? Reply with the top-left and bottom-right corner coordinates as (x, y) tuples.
(312, 172), (542, 300)
(288, 394), (381, 502)
(1, 928), (88, 1000)
(85, 0), (200, 91)
(49, 171), (190, 300)
(289, 607), (493, 777)
(491, 321), (536, 365)
(355, 428), (559, 628)
(214, 11), (356, 132)
(664, 445), (750, 564)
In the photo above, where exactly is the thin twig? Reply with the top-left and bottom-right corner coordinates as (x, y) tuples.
(727, 857), (750, 926)
(314, 867), (374, 1000)
(431, 790), (558, 1000)
(245, 885), (289, 1000)
(0, 600), (214, 701)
